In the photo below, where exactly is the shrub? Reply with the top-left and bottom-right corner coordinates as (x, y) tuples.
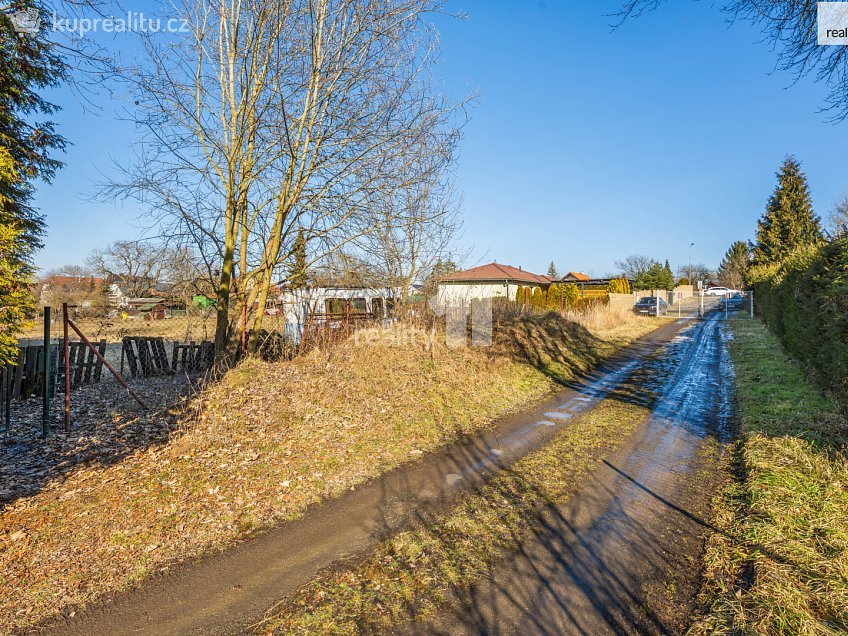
(546, 284), (562, 311)
(562, 283), (580, 309)
(531, 286), (545, 310)
(749, 239), (848, 404)
(514, 285), (524, 305)
(607, 278), (631, 294)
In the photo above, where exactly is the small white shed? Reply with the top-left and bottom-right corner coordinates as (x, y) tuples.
(277, 285), (395, 340)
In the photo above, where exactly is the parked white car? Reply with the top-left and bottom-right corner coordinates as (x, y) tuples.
(704, 286), (738, 296)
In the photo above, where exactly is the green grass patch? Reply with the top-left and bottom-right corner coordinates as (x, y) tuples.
(255, 398), (651, 634)
(690, 320), (848, 636)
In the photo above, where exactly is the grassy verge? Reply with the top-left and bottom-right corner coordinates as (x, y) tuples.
(255, 397), (652, 634)
(690, 320), (848, 635)
(0, 313), (663, 632)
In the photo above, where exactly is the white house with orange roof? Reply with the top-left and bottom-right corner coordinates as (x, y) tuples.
(436, 262), (550, 306)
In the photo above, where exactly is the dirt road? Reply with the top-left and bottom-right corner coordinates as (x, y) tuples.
(37, 316), (721, 635)
(429, 312), (733, 635)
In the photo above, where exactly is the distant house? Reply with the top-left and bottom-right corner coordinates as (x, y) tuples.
(105, 275), (159, 307)
(38, 274), (105, 300)
(124, 297), (167, 320)
(436, 262), (550, 306)
(561, 271), (590, 282)
(39, 274), (105, 291)
(36, 275), (106, 314)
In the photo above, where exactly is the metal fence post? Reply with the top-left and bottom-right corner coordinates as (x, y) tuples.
(750, 290), (754, 319)
(63, 303), (71, 433)
(41, 306), (50, 438)
(3, 365), (10, 433)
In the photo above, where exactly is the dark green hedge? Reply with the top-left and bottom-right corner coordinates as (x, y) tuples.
(749, 238), (848, 404)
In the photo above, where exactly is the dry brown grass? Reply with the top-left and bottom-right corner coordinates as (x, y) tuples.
(563, 302), (668, 343)
(0, 311), (661, 633)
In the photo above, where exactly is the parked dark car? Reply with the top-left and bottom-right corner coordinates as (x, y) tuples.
(633, 296), (667, 316)
(720, 292), (744, 312)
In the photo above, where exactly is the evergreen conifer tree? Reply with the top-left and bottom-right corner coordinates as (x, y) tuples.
(562, 283), (579, 308)
(531, 286), (545, 310)
(717, 241), (751, 289)
(289, 229), (308, 289)
(753, 156), (823, 264)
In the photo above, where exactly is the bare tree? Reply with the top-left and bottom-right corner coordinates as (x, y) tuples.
(614, 1), (848, 120)
(86, 240), (165, 297)
(676, 263), (714, 286)
(828, 195), (848, 239)
(614, 254), (654, 280)
(107, 0), (465, 359)
(45, 264), (92, 278)
(360, 131), (463, 310)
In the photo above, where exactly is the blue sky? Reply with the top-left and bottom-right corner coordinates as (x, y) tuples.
(32, 0), (848, 277)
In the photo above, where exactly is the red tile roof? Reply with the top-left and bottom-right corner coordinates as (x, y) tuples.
(440, 262), (549, 285)
(41, 275), (105, 288)
(562, 271), (590, 282)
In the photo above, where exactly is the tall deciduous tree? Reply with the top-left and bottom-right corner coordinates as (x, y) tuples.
(717, 241), (751, 289)
(111, 0), (463, 360)
(87, 241), (166, 297)
(753, 156), (823, 265)
(675, 263), (713, 287)
(361, 132), (462, 308)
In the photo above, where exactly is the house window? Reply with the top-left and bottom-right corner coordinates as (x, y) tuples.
(325, 298), (367, 315)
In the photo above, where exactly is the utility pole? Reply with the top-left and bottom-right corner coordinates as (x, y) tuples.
(688, 242), (695, 286)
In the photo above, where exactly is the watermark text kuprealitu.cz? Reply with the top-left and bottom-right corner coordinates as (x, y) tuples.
(6, 8), (189, 36)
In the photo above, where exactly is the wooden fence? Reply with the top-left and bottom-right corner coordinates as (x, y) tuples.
(0, 340), (108, 402)
(121, 337), (214, 377)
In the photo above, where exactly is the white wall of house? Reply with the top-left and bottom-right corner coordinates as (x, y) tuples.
(107, 283), (129, 307)
(435, 281), (540, 307)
